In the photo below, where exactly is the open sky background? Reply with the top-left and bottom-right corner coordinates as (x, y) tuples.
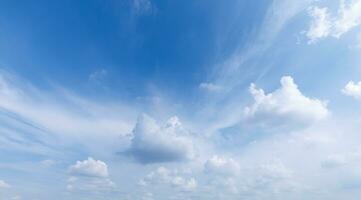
(1, 0), (361, 199)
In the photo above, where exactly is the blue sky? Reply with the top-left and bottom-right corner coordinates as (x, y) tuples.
(1, 0), (361, 199)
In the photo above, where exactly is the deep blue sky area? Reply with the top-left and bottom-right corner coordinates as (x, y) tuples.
(0, 0), (268, 100)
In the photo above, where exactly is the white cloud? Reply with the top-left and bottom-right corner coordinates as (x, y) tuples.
(69, 157), (109, 178)
(67, 158), (115, 192)
(204, 155), (240, 176)
(140, 166), (197, 191)
(199, 82), (222, 92)
(342, 81), (361, 99)
(0, 180), (10, 188)
(244, 76), (329, 129)
(126, 114), (196, 164)
(0, 71), (136, 154)
(306, 7), (332, 43)
(333, 0), (361, 37)
(66, 176), (115, 192)
(306, 0), (361, 42)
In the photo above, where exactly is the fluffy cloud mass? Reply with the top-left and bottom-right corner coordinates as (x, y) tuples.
(306, 0), (361, 42)
(67, 158), (115, 192)
(306, 7), (332, 43)
(126, 114), (195, 164)
(244, 76), (329, 129)
(342, 81), (361, 100)
(69, 157), (109, 178)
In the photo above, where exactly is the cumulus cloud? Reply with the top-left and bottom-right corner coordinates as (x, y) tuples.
(202, 157), (296, 197)
(66, 176), (115, 192)
(69, 157), (109, 178)
(67, 158), (115, 192)
(204, 155), (240, 176)
(342, 81), (361, 100)
(0, 180), (10, 188)
(140, 166), (197, 191)
(125, 114), (195, 164)
(306, 0), (361, 42)
(244, 76), (329, 129)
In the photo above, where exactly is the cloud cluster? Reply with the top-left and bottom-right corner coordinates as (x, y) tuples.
(342, 81), (361, 100)
(244, 76), (329, 129)
(306, 0), (361, 43)
(139, 166), (197, 192)
(306, 7), (332, 43)
(67, 158), (115, 192)
(204, 155), (240, 176)
(69, 157), (109, 178)
(126, 114), (196, 164)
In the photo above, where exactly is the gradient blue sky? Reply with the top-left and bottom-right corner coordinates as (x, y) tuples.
(1, 0), (361, 199)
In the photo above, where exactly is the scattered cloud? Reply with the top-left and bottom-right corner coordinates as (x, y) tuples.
(199, 82), (222, 92)
(342, 81), (361, 100)
(204, 155), (240, 176)
(244, 76), (329, 129)
(125, 114), (196, 164)
(306, 0), (361, 43)
(140, 166), (197, 191)
(306, 7), (332, 43)
(0, 180), (10, 188)
(69, 157), (109, 178)
(67, 158), (115, 192)
(333, 0), (361, 37)
(66, 176), (116, 192)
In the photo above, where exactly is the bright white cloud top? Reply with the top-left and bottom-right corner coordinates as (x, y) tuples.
(69, 157), (109, 178)
(244, 76), (329, 129)
(306, 0), (361, 42)
(342, 81), (361, 100)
